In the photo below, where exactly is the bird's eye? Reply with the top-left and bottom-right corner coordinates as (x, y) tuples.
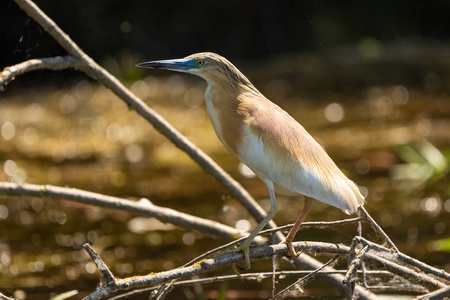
(197, 59), (205, 67)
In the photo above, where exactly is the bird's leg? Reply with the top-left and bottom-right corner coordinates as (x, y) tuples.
(223, 181), (279, 269)
(282, 197), (313, 259)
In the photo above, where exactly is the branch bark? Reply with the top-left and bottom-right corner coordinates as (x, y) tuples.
(0, 56), (81, 90)
(83, 240), (447, 300)
(0, 182), (261, 242)
(82, 242), (347, 300)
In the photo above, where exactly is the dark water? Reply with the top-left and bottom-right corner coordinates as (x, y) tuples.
(0, 76), (449, 299)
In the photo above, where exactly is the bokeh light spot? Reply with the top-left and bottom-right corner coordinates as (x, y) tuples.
(3, 160), (18, 176)
(182, 232), (196, 246)
(392, 85), (409, 104)
(235, 219), (251, 232)
(125, 144), (144, 163)
(1, 121), (15, 140)
(324, 103), (344, 123)
(120, 21), (132, 33)
(0, 205), (8, 220)
(85, 262), (97, 274)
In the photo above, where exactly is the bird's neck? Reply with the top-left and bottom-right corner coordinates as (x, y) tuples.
(203, 80), (261, 156)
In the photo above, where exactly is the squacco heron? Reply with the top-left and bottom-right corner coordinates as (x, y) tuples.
(137, 52), (365, 267)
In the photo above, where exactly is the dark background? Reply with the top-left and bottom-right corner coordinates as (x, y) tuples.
(2, 0), (450, 89)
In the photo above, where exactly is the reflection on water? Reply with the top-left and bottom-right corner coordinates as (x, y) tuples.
(0, 76), (449, 298)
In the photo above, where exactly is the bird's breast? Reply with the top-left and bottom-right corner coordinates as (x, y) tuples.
(204, 85), (245, 155)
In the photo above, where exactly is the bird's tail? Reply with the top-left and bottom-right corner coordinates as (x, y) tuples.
(340, 178), (365, 214)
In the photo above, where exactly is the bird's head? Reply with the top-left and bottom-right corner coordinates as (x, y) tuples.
(137, 52), (252, 89)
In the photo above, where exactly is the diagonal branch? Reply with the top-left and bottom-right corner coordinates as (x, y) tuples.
(358, 206), (399, 252)
(12, 0), (274, 236)
(274, 255), (340, 299)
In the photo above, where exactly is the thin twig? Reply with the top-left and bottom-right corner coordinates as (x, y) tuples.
(274, 255), (340, 299)
(415, 284), (450, 300)
(271, 234), (277, 300)
(160, 217), (368, 267)
(362, 261), (369, 289)
(83, 244), (116, 286)
(264, 217), (368, 235)
(154, 283), (173, 300)
(355, 236), (450, 282)
(344, 243), (369, 300)
(367, 284), (428, 294)
(109, 270), (393, 300)
(0, 56), (81, 89)
(358, 206), (399, 252)
(344, 238), (359, 300)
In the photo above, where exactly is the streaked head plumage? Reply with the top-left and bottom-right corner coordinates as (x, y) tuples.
(137, 52), (252, 89)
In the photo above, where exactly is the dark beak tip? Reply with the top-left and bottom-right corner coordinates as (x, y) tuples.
(136, 62), (159, 68)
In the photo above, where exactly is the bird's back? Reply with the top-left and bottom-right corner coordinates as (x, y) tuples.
(234, 95), (364, 214)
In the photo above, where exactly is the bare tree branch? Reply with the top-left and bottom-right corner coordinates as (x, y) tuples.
(83, 240), (447, 300)
(0, 182), (262, 242)
(0, 56), (81, 90)
(84, 242), (347, 300)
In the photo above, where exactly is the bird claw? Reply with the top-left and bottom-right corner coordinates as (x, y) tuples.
(282, 240), (306, 259)
(216, 243), (252, 269)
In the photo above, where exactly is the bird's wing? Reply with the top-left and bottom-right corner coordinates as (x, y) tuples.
(237, 95), (364, 213)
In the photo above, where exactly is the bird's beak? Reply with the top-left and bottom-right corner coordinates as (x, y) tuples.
(136, 58), (192, 71)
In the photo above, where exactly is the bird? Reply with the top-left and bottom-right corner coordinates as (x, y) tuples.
(137, 52), (365, 268)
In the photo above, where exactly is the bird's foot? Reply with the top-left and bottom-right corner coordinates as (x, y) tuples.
(281, 240), (306, 259)
(216, 242), (252, 270)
